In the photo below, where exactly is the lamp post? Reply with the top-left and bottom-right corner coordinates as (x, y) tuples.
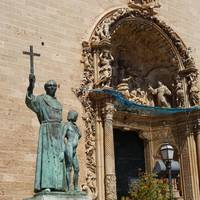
(160, 143), (174, 200)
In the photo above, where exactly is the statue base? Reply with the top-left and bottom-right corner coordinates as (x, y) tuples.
(24, 191), (92, 200)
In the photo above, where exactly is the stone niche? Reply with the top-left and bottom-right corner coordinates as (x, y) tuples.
(111, 18), (180, 107)
(111, 20), (177, 89)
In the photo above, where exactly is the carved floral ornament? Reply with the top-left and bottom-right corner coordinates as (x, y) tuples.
(74, 5), (200, 199)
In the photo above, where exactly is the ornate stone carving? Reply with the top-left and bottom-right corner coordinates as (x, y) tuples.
(96, 49), (113, 88)
(74, 42), (96, 197)
(116, 77), (131, 99)
(129, 0), (160, 7)
(75, 4), (200, 199)
(128, 0), (161, 16)
(148, 81), (171, 108)
(102, 102), (115, 121)
(172, 76), (185, 107)
(186, 71), (200, 106)
(130, 88), (149, 105)
(138, 130), (152, 140)
(105, 174), (117, 200)
(117, 80), (172, 107)
(80, 41), (94, 90)
(81, 100), (97, 199)
(73, 88), (97, 199)
(86, 7), (198, 107)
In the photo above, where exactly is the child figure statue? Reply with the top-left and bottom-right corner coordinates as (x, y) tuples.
(63, 111), (81, 192)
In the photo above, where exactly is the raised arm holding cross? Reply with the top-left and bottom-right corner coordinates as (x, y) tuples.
(23, 45), (40, 96)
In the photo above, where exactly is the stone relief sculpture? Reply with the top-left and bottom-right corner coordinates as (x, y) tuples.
(80, 42), (94, 90)
(75, 4), (200, 200)
(116, 79), (172, 107)
(116, 77), (131, 99)
(148, 81), (171, 108)
(63, 111), (81, 192)
(147, 85), (155, 106)
(96, 49), (113, 88)
(80, 100), (97, 200)
(189, 82), (200, 106)
(129, 88), (149, 105)
(172, 77), (185, 107)
(187, 72), (200, 106)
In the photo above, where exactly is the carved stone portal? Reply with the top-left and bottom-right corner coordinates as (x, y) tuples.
(74, 4), (200, 200)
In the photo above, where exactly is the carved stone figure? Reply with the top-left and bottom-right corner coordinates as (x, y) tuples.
(102, 18), (111, 39)
(186, 71), (200, 106)
(116, 77), (132, 99)
(149, 81), (171, 107)
(97, 49), (113, 88)
(25, 74), (65, 192)
(175, 81), (185, 107)
(81, 42), (94, 90)
(183, 48), (195, 68)
(63, 111), (81, 191)
(147, 84), (155, 106)
(81, 42), (93, 70)
(189, 80), (200, 106)
(129, 88), (148, 105)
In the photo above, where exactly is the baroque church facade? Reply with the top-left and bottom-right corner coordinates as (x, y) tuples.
(1, 0), (200, 200)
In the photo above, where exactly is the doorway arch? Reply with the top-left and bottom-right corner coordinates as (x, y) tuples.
(75, 4), (200, 200)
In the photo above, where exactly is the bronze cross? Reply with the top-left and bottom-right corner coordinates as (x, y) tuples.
(23, 45), (40, 75)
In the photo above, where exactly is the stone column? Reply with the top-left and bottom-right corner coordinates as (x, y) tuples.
(145, 139), (154, 173)
(139, 131), (153, 173)
(103, 102), (117, 200)
(95, 103), (105, 200)
(195, 120), (200, 183)
(180, 126), (200, 200)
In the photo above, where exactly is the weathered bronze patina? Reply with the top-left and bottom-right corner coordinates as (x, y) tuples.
(63, 111), (81, 191)
(26, 76), (65, 192)
(24, 46), (65, 192)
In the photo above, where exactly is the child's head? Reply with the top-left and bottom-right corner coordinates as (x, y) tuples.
(67, 110), (78, 122)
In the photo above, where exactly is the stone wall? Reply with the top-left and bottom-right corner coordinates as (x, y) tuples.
(0, 0), (200, 199)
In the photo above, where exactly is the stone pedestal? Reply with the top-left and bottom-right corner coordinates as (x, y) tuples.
(24, 192), (91, 200)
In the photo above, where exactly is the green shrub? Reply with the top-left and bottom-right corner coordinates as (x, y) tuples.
(129, 173), (170, 200)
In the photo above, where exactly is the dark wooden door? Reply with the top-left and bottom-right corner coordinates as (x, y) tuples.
(114, 129), (145, 199)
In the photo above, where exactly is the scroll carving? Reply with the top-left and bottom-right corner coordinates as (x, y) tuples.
(73, 41), (97, 199)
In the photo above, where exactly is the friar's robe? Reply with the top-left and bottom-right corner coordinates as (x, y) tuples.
(25, 93), (65, 192)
